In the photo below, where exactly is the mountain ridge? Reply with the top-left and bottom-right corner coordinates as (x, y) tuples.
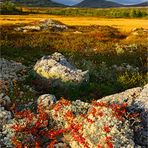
(4, 0), (66, 7)
(1, 0), (147, 8)
(74, 0), (123, 8)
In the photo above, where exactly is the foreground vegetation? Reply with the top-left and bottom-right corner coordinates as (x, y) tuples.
(1, 24), (147, 102)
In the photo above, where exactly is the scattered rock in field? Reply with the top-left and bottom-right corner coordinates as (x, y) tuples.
(39, 19), (68, 31)
(15, 26), (41, 32)
(34, 52), (89, 87)
(14, 19), (68, 32)
(73, 31), (83, 34)
(115, 43), (138, 54)
(131, 28), (148, 36)
(0, 58), (26, 81)
(112, 63), (139, 73)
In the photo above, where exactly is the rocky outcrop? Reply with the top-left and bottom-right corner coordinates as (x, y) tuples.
(0, 94), (13, 147)
(34, 52), (89, 87)
(132, 84), (148, 146)
(15, 19), (68, 32)
(97, 87), (142, 105)
(97, 84), (148, 147)
(0, 83), (148, 147)
(0, 58), (26, 81)
(134, 84), (148, 110)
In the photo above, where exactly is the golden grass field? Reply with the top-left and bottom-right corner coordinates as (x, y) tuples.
(0, 14), (148, 32)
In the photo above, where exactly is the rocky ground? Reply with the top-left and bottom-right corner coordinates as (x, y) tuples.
(14, 19), (68, 32)
(0, 56), (147, 148)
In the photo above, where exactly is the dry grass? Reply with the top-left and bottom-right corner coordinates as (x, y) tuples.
(0, 14), (148, 32)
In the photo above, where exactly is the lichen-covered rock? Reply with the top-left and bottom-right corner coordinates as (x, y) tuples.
(97, 84), (148, 147)
(132, 84), (148, 146)
(0, 93), (13, 147)
(15, 26), (41, 32)
(0, 58), (26, 81)
(15, 19), (68, 32)
(0, 105), (13, 148)
(131, 28), (148, 36)
(97, 87), (142, 105)
(48, 99), (135, 148)
(39, 19), (68, 30)
(0, 93), (11, 107)
(37, 94), (57, 112)
(134, 84), (148, 110)
(34, 52), (89, 87)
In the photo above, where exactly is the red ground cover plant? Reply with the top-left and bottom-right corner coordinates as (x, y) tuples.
(10, 99), (136, 148)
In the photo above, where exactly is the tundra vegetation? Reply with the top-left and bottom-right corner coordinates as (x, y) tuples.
(0, 3), (148, 147)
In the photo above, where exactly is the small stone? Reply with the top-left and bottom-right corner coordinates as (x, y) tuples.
(37, 94), (57, 112)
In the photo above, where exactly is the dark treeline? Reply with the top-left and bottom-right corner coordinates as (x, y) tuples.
(0, 1), (24, 14)
(28, 7), (148, 18)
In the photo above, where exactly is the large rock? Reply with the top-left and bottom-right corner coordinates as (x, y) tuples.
(134, 84), (148, 110)
(34, 52), (89, 87)
(39, 19), (68, 30)
(97, 87), (142, 105)
(133, 84), (148, 146)
(97, 84), (148, 146)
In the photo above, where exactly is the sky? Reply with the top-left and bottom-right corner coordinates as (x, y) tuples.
(53, 0), (147, 5)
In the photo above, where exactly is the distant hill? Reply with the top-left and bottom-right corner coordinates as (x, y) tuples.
(5, 0), (66, 7)
(127, 2), (148, 7)
(1, 0), (147, 8)
(74, 0), (123, 8)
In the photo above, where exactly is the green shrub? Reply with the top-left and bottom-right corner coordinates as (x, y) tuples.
(0, 1), (22, 14)
(117, 71), (144, 89)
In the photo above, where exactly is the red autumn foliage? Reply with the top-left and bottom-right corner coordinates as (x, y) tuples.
(11, 137), (22, 148)
(109, 102), (128, 121)
(97, 144), (102, 148)
(103, 126), (110, 133)
(47, 139), (57, 148)
(45, 128), (69, 139)
(70, 131), (89, 148)
(97, 111), (104, 117)
(106, 136), (113, 148)
(88, 107), (97, 116)
(53, 98), (71, 112)
(11, 98), (129, 148)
